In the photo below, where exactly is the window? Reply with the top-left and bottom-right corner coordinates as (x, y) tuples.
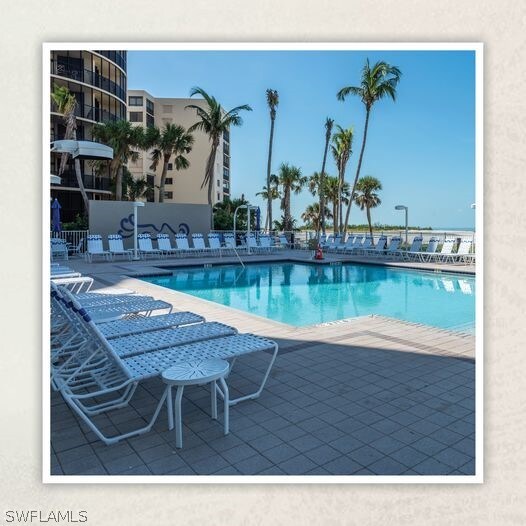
(162, 105), (173, 113)
(129, 111), (143, 122)
(146, 114), (155, 127)
(217, 179), (220, 187)
(165, 178), (173, 185)
(217, 192), (221, 201)
(223, 167), (229, 179)
(146, 99), (154, 114)
(128, 96), (143, 106)
(223, 154), (229, 167)
(167, 163), (173, 171)
(164, 191), (173, 200)
(223, 129), (230, 143)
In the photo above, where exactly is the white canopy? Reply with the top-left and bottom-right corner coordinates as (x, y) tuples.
(50, 174), (61, 185)
(50, 140), (114, 160)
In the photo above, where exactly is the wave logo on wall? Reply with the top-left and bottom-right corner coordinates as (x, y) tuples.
(117, 213), (190, 239)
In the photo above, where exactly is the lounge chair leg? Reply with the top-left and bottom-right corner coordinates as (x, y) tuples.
(211, 380), (217, 420)
(166, 385), (174, 430)
(219, 376), (229, 435)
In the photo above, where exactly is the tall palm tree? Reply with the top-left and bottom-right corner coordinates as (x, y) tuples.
(319, 118), (334, 236)
(324, 176), (351, 234)
(186, 87), (252, 227)
(301, 202), (332, 232)
(277, 163), (306, 232)
(256, 174), (279, 230)
(354, 176), (382, 241)
(148, 123), (194, 202)
(330, 125), (354, 233)
(265, 89), (279, 230)
(337, 59), (401, 235)
(92, 120), (145, 201)
(50, 84), (89, 215)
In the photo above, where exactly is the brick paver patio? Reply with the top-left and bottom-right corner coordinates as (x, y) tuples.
(50, 251), (475, 477)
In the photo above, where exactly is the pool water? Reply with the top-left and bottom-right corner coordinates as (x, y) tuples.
(142, 262), (476, 332)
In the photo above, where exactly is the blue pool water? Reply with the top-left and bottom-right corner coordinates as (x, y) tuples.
(142, 262), (475, 331)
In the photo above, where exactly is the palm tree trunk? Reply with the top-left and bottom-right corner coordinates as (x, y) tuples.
(343, 108), (370, 236)
(338, 167), (344, 234)
(205, 141), (219, 229)
(74, 158), (90, 215)
(284, 186), (291, 231)
(319, 141), (330, 237)
(158, 156), (169, 203)
(366, 206), (374, 244)
(266, 117), (275, 231)
(333, 202), (338, 235)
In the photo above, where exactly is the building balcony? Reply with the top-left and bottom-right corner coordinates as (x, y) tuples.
(93, 50), (127, 70)
(51, 62), (126, 102)
(51, 101), (122, 124)
(53, 170), (112, 192)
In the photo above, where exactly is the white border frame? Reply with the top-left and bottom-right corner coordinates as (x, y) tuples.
(43, 42), (483, 484)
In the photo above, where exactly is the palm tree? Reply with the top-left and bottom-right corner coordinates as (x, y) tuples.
(337, 59), (401, 235)
(330, 125), (354, 233)
(324, 176), (351, 234)
(50, 84), (89, 215)
(277, 163), (306, 232)
(186, 87), (252, 227)
(265, 89), (279, 231)
(353, 176), (382, 241)
(301, 202), (332, 232)
(256, 174), (280, 230)
(126, 176), (152, 201)
(92, 120), (145, 201)
(148, 123), (194, 202)
(319, 118), (334, 236)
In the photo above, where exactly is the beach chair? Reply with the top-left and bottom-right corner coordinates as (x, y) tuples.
(412, 237), (440, 262)
(258, 234), (275, 254)
(320, 234), (334, 249)
(278, 234), (291, 249)
(52, 289), (279, 445)
(335, 235), (355, 252)
(342, 235), (363, 253)
(381, 236), (402, 258)
(192, 233), (211, 255)
(454, 239), (475, 264)
(207, 233), (222, 256)
(108, 234), (133, 261)
(175, 233), (198, 257)
(85, 235), (112, 262)
(426, 238), (457, 263)
(399, 236), (423, 260)
(353, 235), (373, 255)
(157, 233), (180, 257)
(224, 233), (246, 253)
(364, 235), (387, 257)
(51, 238), (69, 261)
(246, 233), (262, 254)
(138, 233), (163, 259)
(52, 276), (94, 293)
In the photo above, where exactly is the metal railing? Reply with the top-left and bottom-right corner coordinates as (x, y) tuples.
(49, 230), (88, 254)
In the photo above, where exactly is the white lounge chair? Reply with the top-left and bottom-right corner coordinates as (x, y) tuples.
(411, 237), (440, 262)
(207, 233), (222, 256)
(175, 234), (198, 256)
(51, 238), (69, 261)
(398, 236), (423, 260)
(192, 233), (211, 255)
(278, 234), (291, 249)
(353, 235), (373, 255)
(52, 288), (279, 445)
(157, 233), (180, 257)
(382, 236), (402, 259)
(138, 233), (163, 259)
(364, 235), (388, 257)
(85, 234), (112, 262)
(108, 234), (133, 261)
(426, 238), (457, 263)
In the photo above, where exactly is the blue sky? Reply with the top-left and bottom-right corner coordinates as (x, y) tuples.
(128, 49), (476, 229)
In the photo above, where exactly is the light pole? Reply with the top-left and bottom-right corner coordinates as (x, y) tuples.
(132, 201), (145, 260)
(395, 205), (408, 246)
(470, 203), (476, 244)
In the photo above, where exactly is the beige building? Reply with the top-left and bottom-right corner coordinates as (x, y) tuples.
(127, 90), (230, 205)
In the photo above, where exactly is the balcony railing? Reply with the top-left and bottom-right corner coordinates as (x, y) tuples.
(94, 50), (127, 70)
(51, 100), (122, 123)
(52, 63), (126, 102)
(55, 171), (112, 192)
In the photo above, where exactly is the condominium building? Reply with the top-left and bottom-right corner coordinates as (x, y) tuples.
(126, 90), (230, 205)
(50, 50), (128, 222)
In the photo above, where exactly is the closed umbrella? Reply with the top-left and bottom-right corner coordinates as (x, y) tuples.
(51, 198), (62, 233)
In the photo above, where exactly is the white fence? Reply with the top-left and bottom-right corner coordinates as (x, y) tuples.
(50, 230), (88, 253)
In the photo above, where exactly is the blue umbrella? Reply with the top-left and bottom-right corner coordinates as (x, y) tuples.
(256, 206), (261, 232)
(51, 198), (62, 232)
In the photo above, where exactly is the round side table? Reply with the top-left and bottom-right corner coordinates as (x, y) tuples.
(162, 358), (230, 448)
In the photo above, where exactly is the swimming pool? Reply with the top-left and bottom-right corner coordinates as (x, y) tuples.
(141, 262), (475, 332)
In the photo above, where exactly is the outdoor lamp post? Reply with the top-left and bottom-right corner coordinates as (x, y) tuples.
(133, 201), (145, 261)
(395, 205), (408, 245)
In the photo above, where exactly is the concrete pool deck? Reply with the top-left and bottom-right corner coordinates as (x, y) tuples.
(50, 250), (476, 477)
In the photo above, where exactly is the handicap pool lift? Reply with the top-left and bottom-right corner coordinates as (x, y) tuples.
(233, 203), (260, 257)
